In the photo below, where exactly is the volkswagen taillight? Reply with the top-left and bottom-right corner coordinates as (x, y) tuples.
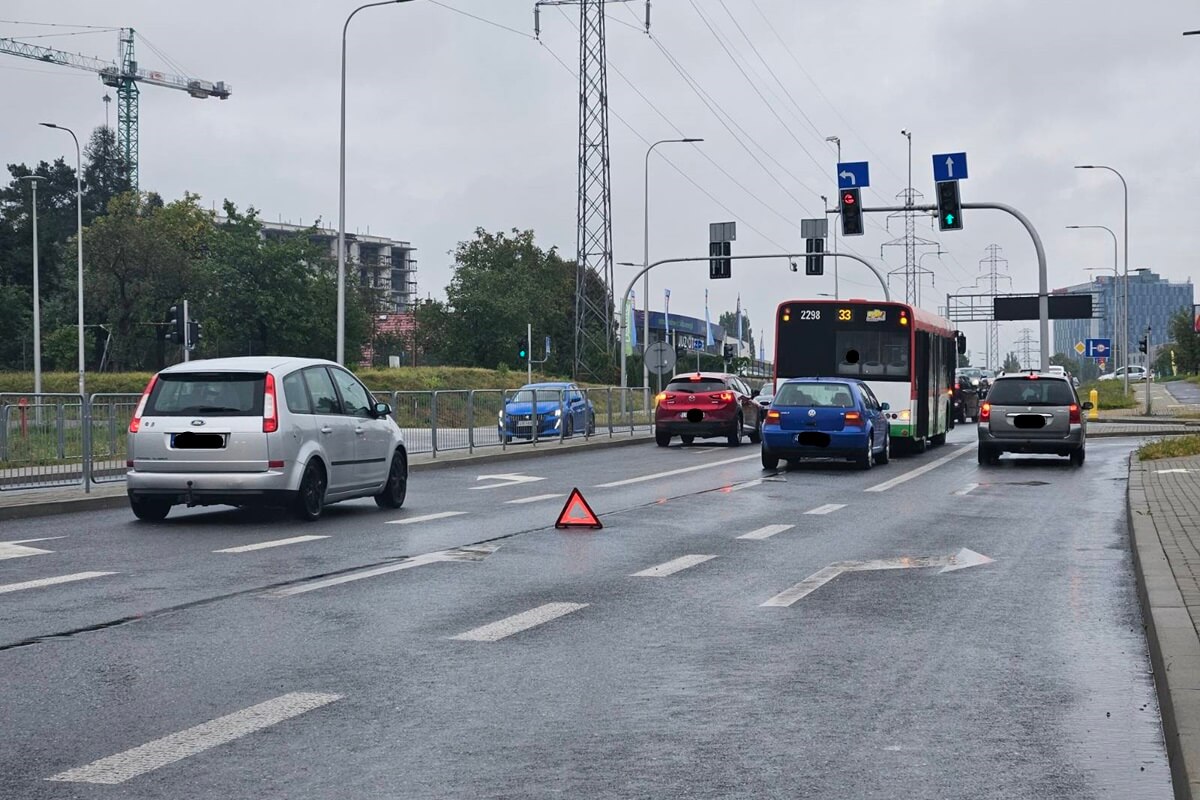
(844, 411), (862, 425)
(128, 373), (158, 433)
(979, 402), (991, 422)
(263, 373), (279, 433)
(766, 409), (781, 423)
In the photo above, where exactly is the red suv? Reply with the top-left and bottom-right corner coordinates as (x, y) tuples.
(654, 372), (763, 447)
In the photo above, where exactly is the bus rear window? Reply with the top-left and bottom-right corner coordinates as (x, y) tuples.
(835, 330), (909, 378)
(145, 373), (266, 416)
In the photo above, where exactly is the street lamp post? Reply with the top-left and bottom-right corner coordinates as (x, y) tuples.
(1067, 224), (1121, 377)
(825, 135), (841, 299)
(19, 175), (46, 398)
(1074, 165), (1129, 393)
(338, 0), (410, 365)
(642, 138), (702, 401)
(39, 123), (84, 399)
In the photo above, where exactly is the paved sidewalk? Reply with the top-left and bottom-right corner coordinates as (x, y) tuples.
(0, 432), (652, 522)
(1091, 422), (1200, 438)
(1130, 454), (1200, 799)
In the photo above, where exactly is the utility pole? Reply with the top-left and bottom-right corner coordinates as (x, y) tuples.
(825, 135), (841, 299)
(882, 130), (937, 306)
(976, 244), (1012, 371)
(1015, 327), (1038, 370)
(536, 0), (649, 381)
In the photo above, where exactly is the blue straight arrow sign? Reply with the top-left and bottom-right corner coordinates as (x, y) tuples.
(932, 152), (968, 183)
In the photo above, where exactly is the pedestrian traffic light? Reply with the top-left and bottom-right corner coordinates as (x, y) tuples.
(936, 180), (963, 231)
(165, 304), (183, 343)
(517, 339), (528, 360)
(1139, 335), (1148, 354)
(840, 188), (863, 236)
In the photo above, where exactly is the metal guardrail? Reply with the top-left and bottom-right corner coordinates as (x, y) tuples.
(0, 387), (652, 492)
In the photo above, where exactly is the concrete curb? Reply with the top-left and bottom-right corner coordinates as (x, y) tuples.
(1091, 429), (1200, 439)
(0, 434), (654, 522)
(1098, 418), (1200, 427)
(1128, 458), (1200, 800)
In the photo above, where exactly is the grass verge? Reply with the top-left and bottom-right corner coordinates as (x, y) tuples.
(1081, 380), (1135, 410)
(1139, 435), (1200, 461)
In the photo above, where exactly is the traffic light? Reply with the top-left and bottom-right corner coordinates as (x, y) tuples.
(936, 180), (963, 231)
(840, 188), (863, 236)
(517, 338), (528, 360)
(709, 240), (732, 280)
(187, 320), (202, 350)
(1139, 335), (1148, 354)
(805, 237), (824, 276)
(723, 343), (735, 359)
(165, 304), (183, 343)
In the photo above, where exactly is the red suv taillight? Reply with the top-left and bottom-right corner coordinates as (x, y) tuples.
(979, 402), (991, 422)
(713, 391), (734, 404)
(263, 372), (279, 433)
(1068, 403), (1081, 424)
(128, 373), (159, 433)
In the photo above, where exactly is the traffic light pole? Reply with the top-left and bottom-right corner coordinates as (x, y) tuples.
(857, 201), (1050, 371)
(527, 322), (532, 385)
(618, 252), (891, 391)
(182, 300), (191, 362)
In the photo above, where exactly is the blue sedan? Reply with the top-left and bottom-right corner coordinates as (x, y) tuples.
(760, 378), (891, 470)
(499, 382), (595, 442)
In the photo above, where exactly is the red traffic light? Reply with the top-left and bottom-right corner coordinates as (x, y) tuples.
(842, 192), (856, 205)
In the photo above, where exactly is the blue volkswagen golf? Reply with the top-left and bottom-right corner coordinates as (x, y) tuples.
(760, 378), (891, 470)
(498, 382), (595, 442)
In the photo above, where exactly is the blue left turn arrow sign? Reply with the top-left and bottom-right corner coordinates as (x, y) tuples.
(837, 161), (869, 190)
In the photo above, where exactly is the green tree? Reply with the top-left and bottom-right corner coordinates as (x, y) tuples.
(958, 352), (972, 368)
(82, 127), (130, 221)
(1002, 352), (1022, 372)
(1168, 307), (1200, 375)
(718, 309), (754, 357)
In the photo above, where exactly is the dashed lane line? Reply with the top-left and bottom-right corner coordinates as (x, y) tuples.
(804, 503), (846, 515)
(954, 483), (980, 496)
(596, 454), (758, 488)
(451, 602), (588, 642)
(0, 571), (117, 595)
(631, 554), (717, 577)
(386, 511), (468, 525)
(505, 494), (565, 505)
(213, 535), (329, 554)
(737, 524), (794, 541)
(46, 692), (341, 785)
(863, 446), (972, 493)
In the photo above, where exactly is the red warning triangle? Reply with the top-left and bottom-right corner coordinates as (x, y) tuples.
(555, 488), (603, 530)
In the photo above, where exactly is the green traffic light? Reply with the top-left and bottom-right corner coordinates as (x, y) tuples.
(945, 213), (955, 226)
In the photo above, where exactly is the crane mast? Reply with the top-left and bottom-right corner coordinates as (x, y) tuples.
(0, 26), (231, 188)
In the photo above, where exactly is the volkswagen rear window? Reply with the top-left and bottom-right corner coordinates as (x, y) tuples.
(775, 382), (856, 407)
(145, 373), (265, 416)
(987, 379), (1075, 406)
(665, 379), (727, 392)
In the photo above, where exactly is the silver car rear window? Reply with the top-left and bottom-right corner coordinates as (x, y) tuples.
(987, 379), (1074, 406)
(146, 373), (265, 416)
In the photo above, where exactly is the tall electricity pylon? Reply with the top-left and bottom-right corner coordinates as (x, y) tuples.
(977, 244), (1012, 371)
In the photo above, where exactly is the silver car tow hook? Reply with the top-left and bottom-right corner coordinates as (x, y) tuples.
(186, 480), (195, 508)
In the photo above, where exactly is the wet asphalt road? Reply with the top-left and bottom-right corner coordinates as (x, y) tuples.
(0, 426), (1174, 798)
(1166, 379), (1200, 406)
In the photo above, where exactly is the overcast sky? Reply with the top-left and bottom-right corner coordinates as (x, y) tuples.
(3, 0), (1198, 363)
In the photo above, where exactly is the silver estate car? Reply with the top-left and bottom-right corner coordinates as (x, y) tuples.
(126, 356), (407, 522)
(977, 371), (1090, 466)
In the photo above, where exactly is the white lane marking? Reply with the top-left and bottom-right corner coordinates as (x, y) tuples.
(270, 553), (446, 597)
(738, 524), (794, 541)
(596, 454), (758, 488)
(471, 473), (545, 490)
(46, 692), (341, 785)
(632, 554), (717, 577)
(729, 478), (763, 492)
(505, 493), (565, 505)
(386, 511), (467, 525)
(0, 537), (65, 560)
(864, 446), (972, 493)
(451, 602), (588, 642)
(762, 564), (844, 607)
(0, 571), (116, 595)
(804, 503), (846, 515)
(954, 483), (980, 496)
(213, 535), (329, 554)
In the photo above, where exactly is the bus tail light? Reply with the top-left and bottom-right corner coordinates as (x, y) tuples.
(263, 373), (279, 433)
(1068, 403), (1081, 424)
(128, 373), (159, 433)
(979, 402), (991, 422)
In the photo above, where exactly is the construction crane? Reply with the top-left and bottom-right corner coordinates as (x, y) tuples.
(0, 26), (231, 189)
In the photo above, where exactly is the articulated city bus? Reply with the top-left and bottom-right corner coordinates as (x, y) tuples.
(773, 299), (964, 451)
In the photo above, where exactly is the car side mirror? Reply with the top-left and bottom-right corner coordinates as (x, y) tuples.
(880, 402), (890, 411)
(373, 402), (392, 418)
(1082, 401), (1094, 410)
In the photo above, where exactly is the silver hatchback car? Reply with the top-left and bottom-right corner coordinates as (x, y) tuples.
(977, 371), (1090, 466)
(126, 356), (407, 521)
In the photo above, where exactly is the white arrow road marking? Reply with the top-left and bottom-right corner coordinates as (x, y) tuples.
(451, 602), (588, 642)
(214, 535), (329, 554)
(471, 473), (545, 490)
(47, 692), (341, 785)
(386, 511), (468, 525)
(864, 446), (972, 492)
(597, 454), (758, 488)
(953, 483), (980, 496)
(0, 537), (65, 560)
(804, 503), (846, 515)
(0, 571), (117, 595)
(268, 543), (499, 597)
(632, 554), (716, 577)
(738, 524), (794, 541)
(505, 493), (564, 505)
(761, 548), (994, 607)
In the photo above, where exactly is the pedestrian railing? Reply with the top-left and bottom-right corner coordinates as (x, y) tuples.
(0, 387), (654, 492)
